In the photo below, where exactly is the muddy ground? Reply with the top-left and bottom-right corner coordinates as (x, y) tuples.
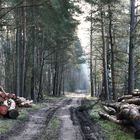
(0, 94), (106, 140)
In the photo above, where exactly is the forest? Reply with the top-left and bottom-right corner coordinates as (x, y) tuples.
(0, 0), (139, 140)
(0, 0), (139, 101)
(88, 0), (140, 100)
(0, 0), (86, 101)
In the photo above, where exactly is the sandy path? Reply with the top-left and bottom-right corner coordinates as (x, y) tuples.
(58, 97), (84, 140)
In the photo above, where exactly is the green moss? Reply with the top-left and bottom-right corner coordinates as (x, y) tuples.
(41, 117), (61, 140)
(0, 119), (16, 134)
(18, 109), (29, 121)
(90, 103), (134, 140)
(49, 117), (60, 129)
(99, 120), (134, 140)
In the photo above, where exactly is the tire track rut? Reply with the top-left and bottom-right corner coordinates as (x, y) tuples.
(70, 99), (106, 140)
(0, 99), (71, 140)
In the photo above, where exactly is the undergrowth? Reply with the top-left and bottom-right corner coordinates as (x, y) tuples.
(40, 117), (61, 140)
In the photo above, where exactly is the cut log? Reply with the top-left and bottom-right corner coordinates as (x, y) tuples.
(102, 106), (116, 115)
(124, 98), (140, 105)
(5, 93), (16, 99)
(3, 99), (16, 110)
(16, 97), (33, 107)
(99, 111), (140, 139)
(98, 111), (123, 124)
(132, 92), (140, 96)
(0, 105), (8, 115)
(118, 95), (133, 102)
(0, 86), (6, 93)
(102, 102), (121, 112)
(117, 104), (140, 120)
(100, 89), (140, 139)
(101, 103), (140, 120)
(0, 96), (5, 103)
(132, 89), (140, 96)
(7, 109), (19, 119)
(0, 92), (6, 99)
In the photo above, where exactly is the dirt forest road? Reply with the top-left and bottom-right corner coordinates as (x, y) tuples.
(58, 95), (84, 140)
(0, 93), (106, 140)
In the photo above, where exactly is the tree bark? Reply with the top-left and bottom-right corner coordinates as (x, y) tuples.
(21, 0), (27, 97)
(90, 4), (94, 97)
(108, 4), (116, 100)
(101, 8), (109, 100)
(128, 0), (136, 95)
(31, 0), (35, 100)
(16, 7), (21, 97)
(37, 52), (45, 101)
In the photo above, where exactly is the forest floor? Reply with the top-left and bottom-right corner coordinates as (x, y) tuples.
(0, 93), (107, 140)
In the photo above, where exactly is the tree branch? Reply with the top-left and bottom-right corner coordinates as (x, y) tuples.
(0, 1), (24, 19)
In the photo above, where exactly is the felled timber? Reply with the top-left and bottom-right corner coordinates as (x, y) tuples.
(7, 109), (19, 119)
(102, 106), (116, 115)
(132, 90), (140, 96)
(117, 104), (140, 120)
(123, 98), (140, 105)
(0, 105), (8, 116)
(99, 90), (140, 139)
(102, 102), (122, 112)
(102, 103), (140, 119)
(98, 111), (123, 124)
(118, 95), (133, 102)
(16, 97), (33, 108)
(0, 86), (33, 119)
(0, 86), (6, 93)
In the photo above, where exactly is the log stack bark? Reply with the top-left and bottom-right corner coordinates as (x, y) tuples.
(0, 86), (33, 119)
(16, 97), (33, 107)
(99, 89), (140, 139)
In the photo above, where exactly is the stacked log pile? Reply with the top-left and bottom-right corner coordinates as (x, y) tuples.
(98, 89), (140, 139)
(15, 97), (33, 108)
(0, 86), (33, 119)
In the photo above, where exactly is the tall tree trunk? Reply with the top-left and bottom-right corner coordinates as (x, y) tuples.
(53, 61), (57, 96)
(108, 4), (116, 100)
(56, 64), (59, 96)
(128, 0), (136, 95)
(58, 65), (64, 96)
(31, 0), (35, 100)
(16, 7), (21, 97)
(31, 28), (35, 100)
(94, 56), (97, 96)
(21, 0), (27, 97)
(62, 71), (65, 95)
(47, 65), (51, 95)
(90, 4), (94, 97)
(101, 9), (109, 100)
(37, 54), (45, 101)
(5, 28), (11, 91)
